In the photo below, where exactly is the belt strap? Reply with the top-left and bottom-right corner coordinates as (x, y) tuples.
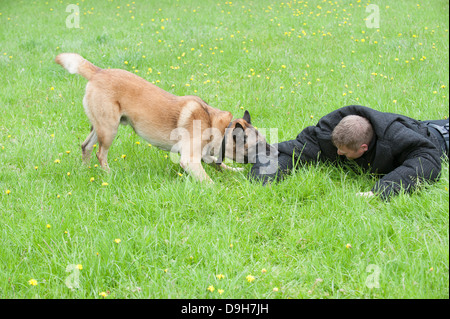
(426, 122), (449, 156)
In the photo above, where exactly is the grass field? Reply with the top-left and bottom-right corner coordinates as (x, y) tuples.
(0, 0), (448, 299)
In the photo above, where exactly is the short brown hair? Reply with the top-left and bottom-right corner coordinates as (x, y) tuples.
(331, 115), (373, 151)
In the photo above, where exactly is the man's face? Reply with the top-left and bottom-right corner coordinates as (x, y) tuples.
(337, 145), (367, 160)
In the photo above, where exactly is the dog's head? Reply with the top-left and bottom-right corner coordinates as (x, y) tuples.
(222, 110), (278, 164)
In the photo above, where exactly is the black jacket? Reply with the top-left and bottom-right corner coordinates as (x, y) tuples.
(272, 105), (443, 199)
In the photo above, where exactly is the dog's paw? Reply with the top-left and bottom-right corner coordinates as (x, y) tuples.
(219, 163), (244, 172)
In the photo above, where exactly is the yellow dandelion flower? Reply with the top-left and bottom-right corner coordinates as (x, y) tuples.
(218, 289), (224, 295)
(216, 274), (225, 280)
(90, 177), (95, 182)
(102, 182), (109, 186)
(207, 285), (215, 292)
(114, 238), (121, 244)
(6, 189), (11, 195)
(135, 141), (140, 145)
(77, 264), (83, 270)
(121, 154), (126, 159)
(54, 159), (60, 164)
(246, 275), (255, 283)
(46, 224), (51, 229)
(261, 268), (267, 273)
(346, 243), (352, 249)
(28, 279), (38, 286)
(273, 287), (279, 292)
(99, 292), (108, 298)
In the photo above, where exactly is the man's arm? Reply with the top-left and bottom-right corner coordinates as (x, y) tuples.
(370, 123), (442, 200)
(248, 126), (323, 184)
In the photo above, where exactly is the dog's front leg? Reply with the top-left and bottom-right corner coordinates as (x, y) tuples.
(218, 163), (244, 172)
(180, 146), (213, 183)
(180, 159), (213, 183)
(204, 155), (244, 172)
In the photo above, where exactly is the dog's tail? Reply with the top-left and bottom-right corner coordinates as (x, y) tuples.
(55, 53), (101, 80)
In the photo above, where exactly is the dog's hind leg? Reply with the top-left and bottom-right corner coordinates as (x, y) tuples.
(84, 94), (121, 171)
(95, 123), (119, 172)
(81, 126), (98, 164)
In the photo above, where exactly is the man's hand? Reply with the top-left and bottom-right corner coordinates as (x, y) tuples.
(356, 191), (374, 197)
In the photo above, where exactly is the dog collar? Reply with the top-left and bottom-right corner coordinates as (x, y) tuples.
(215, 122), (233, 165)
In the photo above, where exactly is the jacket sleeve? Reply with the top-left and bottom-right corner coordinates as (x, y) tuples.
(248, 126), (323, 184)
(277, 126), (323, 165)
(371, 122), (442, 200)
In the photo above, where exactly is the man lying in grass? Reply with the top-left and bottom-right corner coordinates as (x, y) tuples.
(249, 105), (449, 200)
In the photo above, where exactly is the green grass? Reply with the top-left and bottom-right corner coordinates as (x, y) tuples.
(0, 0), (448, 299)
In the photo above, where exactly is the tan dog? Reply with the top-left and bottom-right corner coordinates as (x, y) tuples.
(55, 53), (275, 182)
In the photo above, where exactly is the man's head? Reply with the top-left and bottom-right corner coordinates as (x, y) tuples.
(331, 115), (373, 160)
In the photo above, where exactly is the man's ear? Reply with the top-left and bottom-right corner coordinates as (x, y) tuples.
(243, 110), (251, 124)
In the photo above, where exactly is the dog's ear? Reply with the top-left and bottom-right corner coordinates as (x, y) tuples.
(243, 110), (251, 124)
(233, 122), (246, 142)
